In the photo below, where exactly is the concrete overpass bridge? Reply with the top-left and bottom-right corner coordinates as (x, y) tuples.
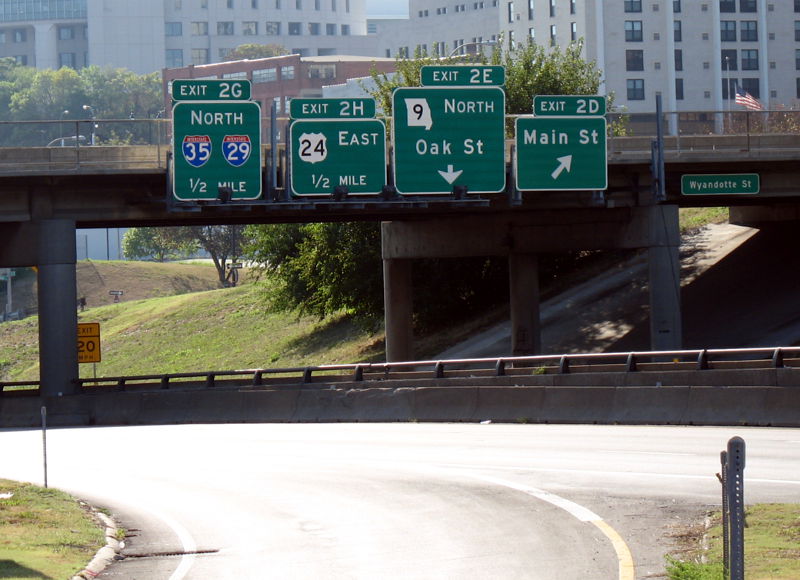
(2, 119), (800, 400)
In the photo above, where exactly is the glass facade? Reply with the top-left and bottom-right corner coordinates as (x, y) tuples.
(0, 0), (86, 22)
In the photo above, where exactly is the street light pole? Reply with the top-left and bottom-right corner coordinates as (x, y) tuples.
(447, 39), (497, 58)
(82, 104), (96, 146)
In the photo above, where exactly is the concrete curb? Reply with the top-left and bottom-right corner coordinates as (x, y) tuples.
(72, 510), (122, 580)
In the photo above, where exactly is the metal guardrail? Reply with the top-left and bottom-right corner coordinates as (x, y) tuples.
(1, 346), (798, 396)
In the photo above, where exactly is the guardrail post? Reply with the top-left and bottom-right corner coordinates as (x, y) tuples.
(625, 353), (637, 372)
(434, 361), (444, 379)
(772, 348), (784, 368)
(495, 359), (506, 376)
(205, 373), (215, 388)
(353, 365), (364, 382)
(252, 370), (263, 386)
(697, 349), (709, 370)
(558, 356), (570, 374)
(302, 367), (312, 383)
(160, 376), (170, 389)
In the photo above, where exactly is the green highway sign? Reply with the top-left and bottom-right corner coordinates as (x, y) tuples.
(289, 98), (376, 119)
(420, 65), (505, 86)
(171, 79), (252, 101)
(681, 174), (760, 195)
(172, 101), (262, 201)
(290, 119), (386, 196)
(515, 116), (607, 191)
(533, 95), (606, 117)
(392, 86), (506, 194)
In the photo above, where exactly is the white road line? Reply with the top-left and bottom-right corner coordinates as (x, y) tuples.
(467, 473), (636, 580)
(138, 504), (197, 580)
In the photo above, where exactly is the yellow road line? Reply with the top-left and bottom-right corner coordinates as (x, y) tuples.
(591, 519), (636, 580)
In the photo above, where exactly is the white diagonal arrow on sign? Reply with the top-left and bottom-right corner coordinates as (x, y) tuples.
(551, 155), (573, 180)
(438, 164), (463, 184)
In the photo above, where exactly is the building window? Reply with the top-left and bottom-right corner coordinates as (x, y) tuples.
(796, 0), (800, 11)
(218, 48), (232, 59)
(326, 23), (336, 35)
(626, 49), (644, 71)
(217, 21), (234, 35)
(570, 0), (576, 14)
(341, 24), (350, 35)
(13, 29), (26, 43)
(174, 0), (182, 9)
(528, 27), (535, 40)
(624, 0), (642, 12)
(308, 22), (320, 35)
(627, 79), (645, 100)
(242, 21), (258, 35)
(796, 49), (800, 69)
(191, 48), (209, 65)
(59, 52), (75, 68)
(507, 1), (514, 22)
(296, 0), (302, 8)
(315, 0), (321, 8)
(741, 49), (758, 70)
(675, 78), (684, 100)
(739, 0), (756, 11)
(741, 21), (757, 41)
(720, 0), (735, 12)
(288, 22), (301, 35)
(720, 21), (736, 42)
(571, 22), (577, 41)
(191, 22), (208, 35)
(265, 21), (281, 35)
(673, 0), (681, 12)
(281, 65), (295, 79)
(722, 49), (737, 71)
(0, 31), (5, 44)
(200, 0), (208, 7)
(741, 77), (760, 98)
(549, 25), (556, 46)
(253, 68), (277, 82)
(58, 26), (74, 40)
(165, 22), (182, 36)
(14, 55), (27, 65)
(674, 49), (682, 71)
(625, 21), (643, 42)
(549, 0), (555, 17)
(252, 0), (259, 7)
(166, 49), (183, 67)
(332, 0), (336, 9)
(673, 20), (681, 42)
(795, 21), (800, 41)
(797, 78), (800, 99)
(308, 63), (336, 79)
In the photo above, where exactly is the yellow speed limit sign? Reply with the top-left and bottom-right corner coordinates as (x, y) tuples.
(77, 322), (101, 364)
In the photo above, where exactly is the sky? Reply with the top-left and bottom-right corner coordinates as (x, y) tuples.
(366, 0), (408, 18)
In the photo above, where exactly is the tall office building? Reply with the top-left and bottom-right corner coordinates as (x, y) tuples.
(373, 0), (800, 113)
(0, 0), (376, 74)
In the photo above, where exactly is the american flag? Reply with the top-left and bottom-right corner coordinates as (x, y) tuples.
(734, 86), (764, 111)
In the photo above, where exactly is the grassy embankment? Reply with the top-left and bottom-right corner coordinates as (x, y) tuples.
(0, 479), (105, 580)
(668, 504), (800, 579)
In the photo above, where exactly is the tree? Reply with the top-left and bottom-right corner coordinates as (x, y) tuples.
(186, 226), (249, 287)
(122, 227), (197, 262)
(244, 222), (384, 326)
(223, 44), (289, 61)
(247, 40), (607, 330)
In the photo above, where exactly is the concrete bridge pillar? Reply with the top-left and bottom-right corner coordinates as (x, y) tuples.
(648, 204), (682, 350)
(509, 253), (541, 356)
(37, 220), (79, 397)
(383, 257), (413, 362)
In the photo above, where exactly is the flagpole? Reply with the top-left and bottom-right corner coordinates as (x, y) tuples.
(725, 56), (731, 134)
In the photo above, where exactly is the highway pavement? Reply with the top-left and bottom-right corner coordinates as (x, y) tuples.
(0, 423), (798, 579)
